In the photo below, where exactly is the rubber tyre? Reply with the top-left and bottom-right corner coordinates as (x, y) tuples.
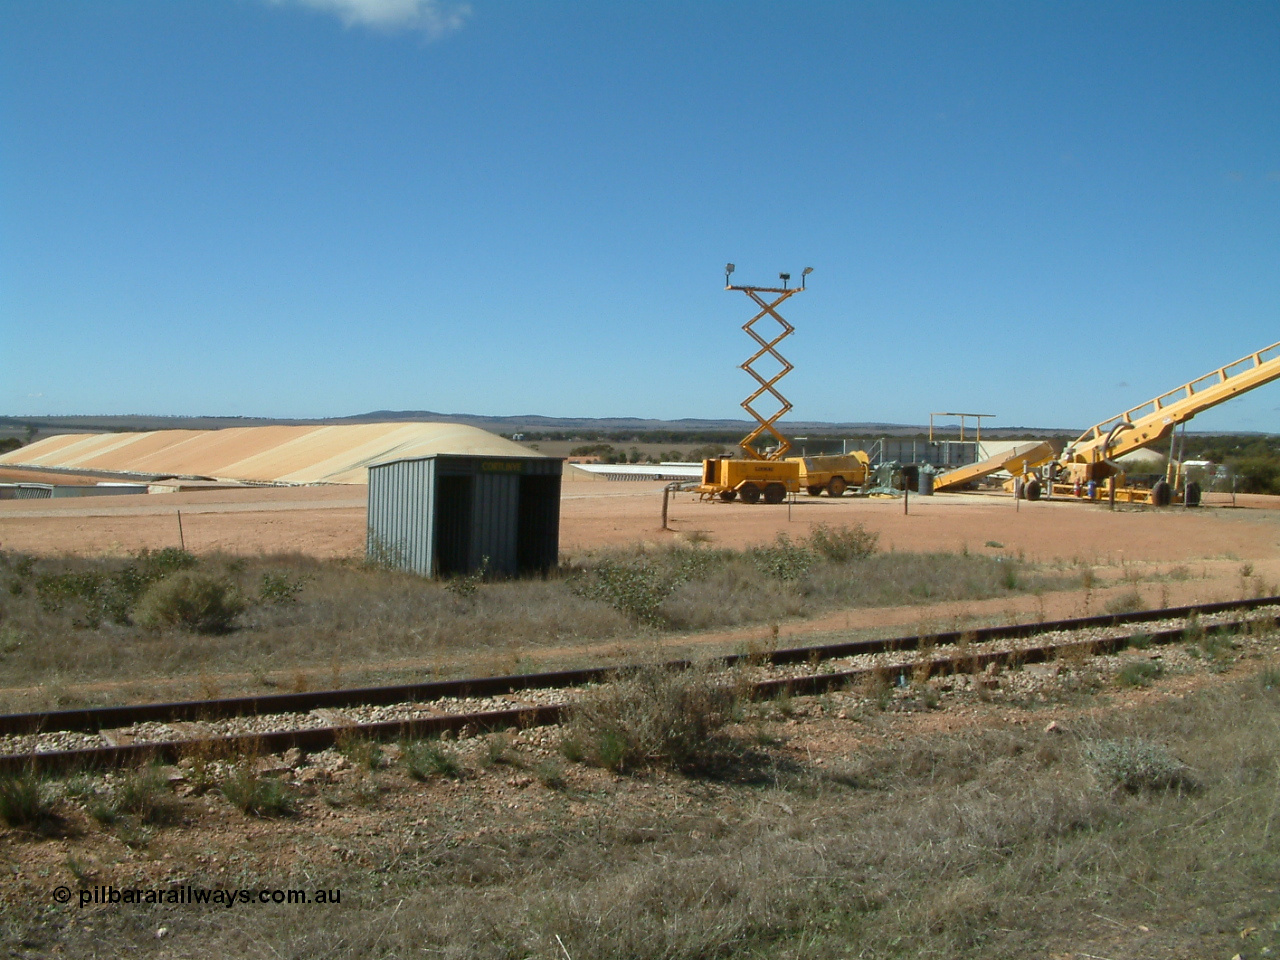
(826, 476), (847, 497)
(763, 483), (787, 504)
(1184, 481), (1201, 507)
(1150, 479), (1172, 507)
(806, 485), (824, 497)
(738, 484), (761, 504)
(1023, 478), (1042, 501)
(718, 489), (737, 502)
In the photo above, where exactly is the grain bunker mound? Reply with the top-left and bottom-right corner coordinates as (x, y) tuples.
(0, 422), (570, 485)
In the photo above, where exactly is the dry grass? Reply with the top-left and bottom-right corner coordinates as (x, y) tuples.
(6, 663), (1278, 958)
(0, 538), (1065, 709)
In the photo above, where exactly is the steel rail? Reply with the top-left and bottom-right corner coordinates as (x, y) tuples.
(1, 597), (1276, 775)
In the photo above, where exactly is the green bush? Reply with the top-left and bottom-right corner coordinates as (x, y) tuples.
(259, 571), (307, 605)
(220, 765), (296, 817)
(571, 558), (676, 626)
(134, 547), (198, 579)
(1115, 660), (1162, 688)
(32, 548), (198, 627)
(92, 765), (181, 825)
(402, 740), (464, 780)
(0, 771), (56, 828)
(1230, 455), (1280, 495)
(133, 571), (245, 633)
(750, 535), (814, 582)
(805, 523), (879, 562)
(569, 545), (732, 626)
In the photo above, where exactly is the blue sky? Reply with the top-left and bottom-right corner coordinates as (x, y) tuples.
(2, 0), (1277, 433)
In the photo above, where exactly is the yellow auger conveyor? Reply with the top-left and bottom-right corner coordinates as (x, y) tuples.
(933, 441), (1055, 493)
(934, 340), (1280, 503)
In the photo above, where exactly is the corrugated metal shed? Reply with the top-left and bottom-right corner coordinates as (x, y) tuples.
(0, 484), (53, 500)
(0, 482), (149, 500)
(868, 439), (979, 468)
(367, 454), (563, 578)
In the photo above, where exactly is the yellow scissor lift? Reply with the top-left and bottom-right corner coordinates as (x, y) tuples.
(698, 267), (810, 504)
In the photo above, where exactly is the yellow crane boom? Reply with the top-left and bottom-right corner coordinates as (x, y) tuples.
(1062, 341), (1280, 478)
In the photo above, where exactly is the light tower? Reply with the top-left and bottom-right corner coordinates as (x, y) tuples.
(725, 264), (812, 460)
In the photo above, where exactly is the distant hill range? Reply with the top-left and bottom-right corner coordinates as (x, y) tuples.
(0, 412), (1087, 440)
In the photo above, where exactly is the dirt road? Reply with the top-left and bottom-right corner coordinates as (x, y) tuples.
(2, 481), (1277, 566)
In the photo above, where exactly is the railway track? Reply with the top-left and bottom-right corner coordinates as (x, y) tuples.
(3, 596), (1278, 775)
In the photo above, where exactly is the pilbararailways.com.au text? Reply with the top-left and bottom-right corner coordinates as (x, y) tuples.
(66, 885), (341, 909)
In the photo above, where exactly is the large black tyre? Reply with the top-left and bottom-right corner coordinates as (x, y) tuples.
(1184, 481), (1201, 506)
(1023, 478), (1042, 501)
(718, 489), (737, 502)
(1150, 479), (1172, 507)
(738, 484), (761, 504)
(806, 485), (824, 497)
(826, 476), (847, 497)
(763, 483), (787, 504)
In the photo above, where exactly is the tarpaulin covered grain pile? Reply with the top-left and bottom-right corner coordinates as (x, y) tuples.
(0, 423), (592, 485)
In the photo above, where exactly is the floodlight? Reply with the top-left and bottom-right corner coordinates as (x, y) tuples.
(779, 272), (790, 289)
(801, 266), (813, 288)
(725, 263), (735, 285)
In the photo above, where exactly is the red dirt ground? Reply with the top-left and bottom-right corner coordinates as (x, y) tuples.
(2, 482), (1277, 569)
(2, 482), (1277, 564)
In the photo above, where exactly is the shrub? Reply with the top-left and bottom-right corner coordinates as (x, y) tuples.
(999, 560), (1020, 590)
(34, 571), (127, 627)
(805, 523), (879, 562)
(1105, 589), (1144, 616)
(133, 571), (245, 633)
(533, 759), (567, 789)
(402, 740), (464, 780)
(92, 765), (181, 825)
(134, 547), (197, 579)
(571, 557), (676, 626)
(336, 732), (383, 770)
(1229, 455), (1280, 495)
(259, 572), (307, 605)
(1083, 738), (1196, 793)
(0, 771), (56, 829)
(33, 548), (199, 628)
(444, 557), (488, 603)
(1115, 660), (1162, 688)
(481, 732), (517, 767)
(220, 765), (296, 817)
(750, 535), (813, 582)
(561, 666), (740, 773)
